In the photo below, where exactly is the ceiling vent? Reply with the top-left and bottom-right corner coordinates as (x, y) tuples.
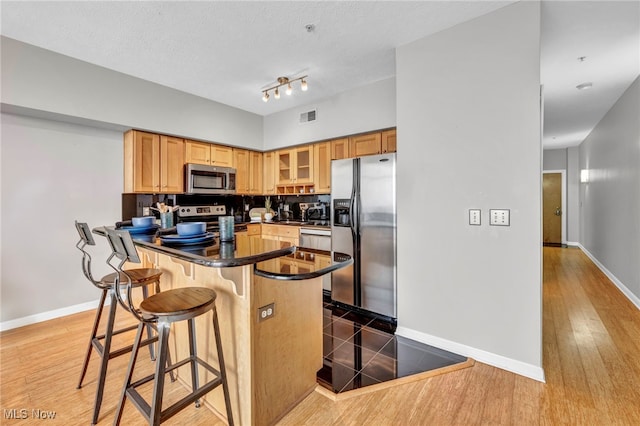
(299, 109), (317, 124)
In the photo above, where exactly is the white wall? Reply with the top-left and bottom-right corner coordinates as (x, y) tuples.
(1, 113), (122, 325)
(567, 146), (580, 243)
(543, 149), (567, 170)
(1, 36), (263, 150)
(263, 78), (396, 149)
(396, 1), (543, 380)
(579, 77), (640, 305)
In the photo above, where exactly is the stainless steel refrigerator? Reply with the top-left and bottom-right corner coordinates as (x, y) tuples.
(331, 153), (397, 319)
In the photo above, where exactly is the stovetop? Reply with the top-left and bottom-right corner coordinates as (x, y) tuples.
(176, 205), (248, 232)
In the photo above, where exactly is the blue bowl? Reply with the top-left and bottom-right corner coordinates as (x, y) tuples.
(176, 222), (206, 236)
(132, 216), (155, 227)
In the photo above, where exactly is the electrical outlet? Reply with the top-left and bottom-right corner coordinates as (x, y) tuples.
(258, 303), (275, 322)
(490, 209), (510, 226)
(469, 209), (481, 225)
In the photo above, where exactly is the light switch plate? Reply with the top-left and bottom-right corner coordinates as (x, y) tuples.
(469, 209), (481, 225)
(490, 209), (510, 226)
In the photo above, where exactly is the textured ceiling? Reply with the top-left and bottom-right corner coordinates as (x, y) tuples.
(1, 1), (639, 149)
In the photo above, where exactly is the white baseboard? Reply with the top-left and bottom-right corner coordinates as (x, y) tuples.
(395, 326), (546, 383)
(565, 241), (580, 247)
(577, 244), (640, 310)
(0, 299), (101, 332)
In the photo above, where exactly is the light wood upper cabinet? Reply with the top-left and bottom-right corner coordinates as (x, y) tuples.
(185, 140), (233, 167)
(233, 148), (250, 194)
(331, 138), (350, 160)
(160, 135), (185, 193)
(211, 145), (233, 167)
(184, 140), (210, 165)
(277, 145), (314, 185)
(263, 151), (277, 195)
(381, 129), (397, 153)
(314, 141), (331, 194)
(124, 130), (184, 193)
(350, 132), (382, 157)
(248, 151), (263, 195)
(233, 149), (262, 195)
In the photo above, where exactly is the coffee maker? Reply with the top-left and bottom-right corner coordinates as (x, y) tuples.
(299, 203), (311, 222)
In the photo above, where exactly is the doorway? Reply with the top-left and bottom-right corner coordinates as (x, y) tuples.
(542, 170), (566, 245)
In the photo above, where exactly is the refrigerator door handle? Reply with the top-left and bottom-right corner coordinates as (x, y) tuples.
(349, 158), (359, 234)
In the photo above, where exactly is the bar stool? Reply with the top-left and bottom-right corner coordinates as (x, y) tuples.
(105, 227), (234, 426)
(74, 221), (165, 425)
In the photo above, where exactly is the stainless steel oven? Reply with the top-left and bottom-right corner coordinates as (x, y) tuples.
(185, 163), (236, 194)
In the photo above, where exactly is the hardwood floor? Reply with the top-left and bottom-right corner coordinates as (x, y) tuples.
(1, 246), (639, 425)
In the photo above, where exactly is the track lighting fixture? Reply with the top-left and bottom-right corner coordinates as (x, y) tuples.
(261, 76), (308, 102)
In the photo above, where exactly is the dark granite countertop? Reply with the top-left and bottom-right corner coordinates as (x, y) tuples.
(93, 227), (350, 280)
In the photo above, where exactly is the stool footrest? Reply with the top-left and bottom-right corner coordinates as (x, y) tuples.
(92, 334), (158, 360)
(126, 357), (225, 424)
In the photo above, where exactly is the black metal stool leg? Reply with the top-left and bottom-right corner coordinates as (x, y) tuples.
(212, 307), (234, 426)
(141, 285), (156, 361)
(113, 321), (145, 426)
(77, 288), (108, 389)
(187, 318), (201, 408)
(150, 321), (171, 426)
(92, 289), (118, 425)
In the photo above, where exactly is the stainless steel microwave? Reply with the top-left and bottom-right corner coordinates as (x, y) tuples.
(185, 163), (236, 194)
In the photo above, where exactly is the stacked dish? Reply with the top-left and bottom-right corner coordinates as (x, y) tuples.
(119, 216), (159, 234)
(160, 222), (215, 246)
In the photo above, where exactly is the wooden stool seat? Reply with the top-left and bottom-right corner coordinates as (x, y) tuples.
(101, 268), (163, 288)
(140, 287), (217, 321)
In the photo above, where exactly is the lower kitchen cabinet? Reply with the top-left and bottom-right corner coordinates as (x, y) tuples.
(261, 224), (300, 247)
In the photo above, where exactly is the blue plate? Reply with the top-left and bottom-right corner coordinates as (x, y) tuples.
(120, 224), (159, 234)
(161, 232), (208, 240)
(160, 232), (215, 245)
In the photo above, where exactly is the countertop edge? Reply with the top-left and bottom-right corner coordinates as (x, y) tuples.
(254, 256), (353, 281)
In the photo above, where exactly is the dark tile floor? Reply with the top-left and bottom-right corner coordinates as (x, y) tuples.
(317, 301), (468, 394)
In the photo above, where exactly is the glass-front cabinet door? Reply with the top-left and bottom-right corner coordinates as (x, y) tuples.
(277, 151), (292, 184)
(294, 146), (313, 184)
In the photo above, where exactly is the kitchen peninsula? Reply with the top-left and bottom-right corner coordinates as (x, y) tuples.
(94, 227), (351, 425)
